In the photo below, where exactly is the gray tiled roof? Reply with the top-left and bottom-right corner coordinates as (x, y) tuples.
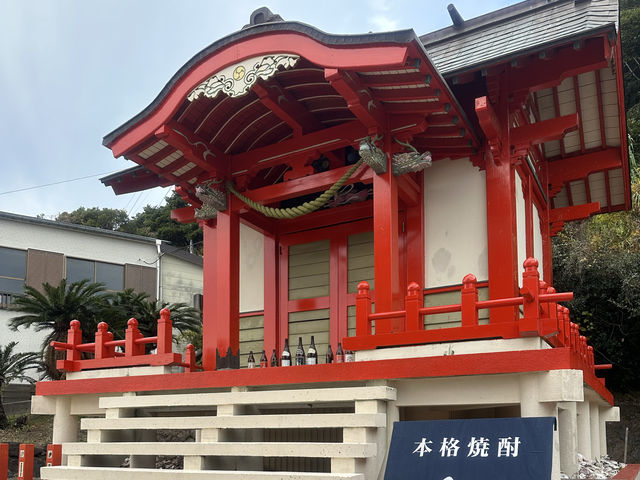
(421, 0), (618, 76)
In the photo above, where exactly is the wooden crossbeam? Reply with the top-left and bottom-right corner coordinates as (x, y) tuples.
(253, 80), (322, 136)
(325, 69), (387, 133)
(510, 114), (579, 156)
(547, 148), (621, 197)
(549, 203), (601, 224)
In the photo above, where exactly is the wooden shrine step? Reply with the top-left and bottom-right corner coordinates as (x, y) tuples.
(40, 466), (365, 480)
(98, 385), (396, 410)
(64, 441), (376, 458)
(81, 413), (387, 431)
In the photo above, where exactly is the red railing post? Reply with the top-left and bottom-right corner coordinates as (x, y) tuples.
(66, 320), (82, 362)
(0, 443), (8, 480)
(461, 274), (479, 327)
(46, 444), (62, 467)
(570, 322), (579, 351)
(580, 335), (587, 363)
(17, 444), (34, 480)
(588, 345), (595, 370)
(520, 258), (541, 336)
(94, 322), (109, 360)
(356, 281), (372, 336)
(405, 282), (423, 331)
(562, 307), (571, 346)
(185, 343), (196, 372)
(157, 308), (173, 355)
(125, 318), (144, 356)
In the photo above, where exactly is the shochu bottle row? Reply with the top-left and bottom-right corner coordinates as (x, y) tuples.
(246, 336), (355, 368)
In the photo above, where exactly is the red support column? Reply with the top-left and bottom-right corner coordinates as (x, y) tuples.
(263, 234), (279, 358)
(17, 444), (33, 480)
(45, 444), (62, 467)
(405, 172), (425, 288)
(0, 443), (8, 480)
(215, 209), (240, 368)
(373, 134), (402, 330)
(202, 220), (218, 370)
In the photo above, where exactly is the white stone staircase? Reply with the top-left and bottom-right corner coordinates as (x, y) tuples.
(40, 384), (396, 480)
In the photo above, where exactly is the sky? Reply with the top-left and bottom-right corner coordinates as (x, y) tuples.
(0, 0), (516, 219)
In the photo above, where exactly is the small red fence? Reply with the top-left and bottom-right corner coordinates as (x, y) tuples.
(51, 308), (202, 372)
(344, 257), (608, 380)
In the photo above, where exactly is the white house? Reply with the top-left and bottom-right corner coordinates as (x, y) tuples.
(0, 211), (203, 356)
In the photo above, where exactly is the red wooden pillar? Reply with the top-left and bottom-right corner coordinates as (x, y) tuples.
(373, 134), (402, 331)
(17, 444), (33, 480)
(406, 172), (425, 288)
(202, 220), (218, 370)
(215, 209), (240, 368)
(479, 91), (519, 324)
(263, 234), (279, 357)
(0, 443), (8, 480)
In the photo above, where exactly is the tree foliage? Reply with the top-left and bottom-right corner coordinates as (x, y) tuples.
(9, 280), (202, 380)
(621, 2), (640, 148)
(56, 207), (129, 231)
(0, 342), (43, 428)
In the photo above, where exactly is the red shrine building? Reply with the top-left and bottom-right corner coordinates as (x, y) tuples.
(34, 1), (630, 479)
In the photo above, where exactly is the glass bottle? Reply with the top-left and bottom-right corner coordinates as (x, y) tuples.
(270, 348), (278, 367)
(281, 339), (291, 366)
(307, 335), (317, 365)
(325, 344), (334, 364)
(260, 350), (268, 368)
(247, 351), (256, 369)
(336, 342), (345, 363)
(345, 349), (355, 362)
(295, 336), (305, 366)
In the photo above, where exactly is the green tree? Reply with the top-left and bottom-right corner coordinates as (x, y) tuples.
(104, 289), (202, 342)
(9, 280), (108, 380)
(120, 193), (202, 253)
(56, 207), (129, 231)
(621, 3), (640, 148)
(0, 342), (43, 428)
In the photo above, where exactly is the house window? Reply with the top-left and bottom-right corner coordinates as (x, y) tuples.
(66, 258), (124, 291)
(0, 246), (26, 307)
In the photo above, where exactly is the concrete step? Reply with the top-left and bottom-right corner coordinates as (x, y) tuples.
(98, 385), (396, 410)
(81, 413), (386, 431)
(64, 441), (377, 458)
(41, 466), (365, 480)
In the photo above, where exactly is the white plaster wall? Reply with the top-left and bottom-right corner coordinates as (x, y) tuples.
(239, 223), (264, 313)
(515, 172), (527, 285)
(160, 255), (203, 306)
(0, 219), (158, 266)
(423, 157), (488, 288)
(533, 204), (544, 281)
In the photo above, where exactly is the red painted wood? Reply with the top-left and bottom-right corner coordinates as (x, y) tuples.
(405, 282), (422, 331)
(17, 444), (33, 480)
(107, 35), (409, 156)
(373, 136), (401, 327)
(405, 172), (424, 288)
(547, 148), (621, 195)
(230, 163), (371, 211)
(460, 274), (479, 327)
(170, 206), (196, 224)
(263, 234), (278, 358)
(572, 76), (586, 152)
(508, 37), (608, 93)
(202, 221), (218, 370)
(552, 87), (567, 158)
(484, 102), (518, 323)
(37, 348), (608, 401)
(614, 35), (632, 211)
(0, 443), (8, 480)
(325, 68), (387, 134)
(355, 282), (373, 336)
(520, 258), (541, 336)
(215, 210), (240, 359)
(156, 123), (229, 174)
(337, 239), (349, 350)
(612, 464), (640, 479)
(510, 114), (579, 153)
(549, 203), (600, 223)
(595, 69), (607, 148)
(424, 281), (489, 295)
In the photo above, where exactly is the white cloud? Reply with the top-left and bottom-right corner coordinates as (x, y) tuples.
(367, 0), (400, 32)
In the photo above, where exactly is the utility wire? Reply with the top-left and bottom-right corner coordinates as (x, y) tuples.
(0, 171), (116, 196)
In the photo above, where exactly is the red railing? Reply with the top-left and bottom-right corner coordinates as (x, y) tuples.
(51, 308), (203, 373)
(344, 257), (605, 379)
